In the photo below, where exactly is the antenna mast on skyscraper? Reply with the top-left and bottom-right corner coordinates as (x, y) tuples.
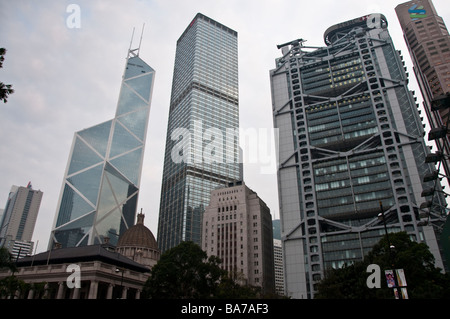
(128, 23), (145, 58)
(128, 27), (135, 55)
(138, 23), (145, 56)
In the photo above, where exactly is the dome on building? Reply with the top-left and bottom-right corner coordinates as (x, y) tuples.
(117, 212), (158, 250)
(116, 211), (160, 269)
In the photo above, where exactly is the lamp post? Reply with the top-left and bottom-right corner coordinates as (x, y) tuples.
(378, 202), (406, 299)
(378, 202), (395, 261)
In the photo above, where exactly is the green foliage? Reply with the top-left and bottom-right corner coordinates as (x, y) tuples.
(143, 241), (225, 298)
(0, 275), (31, 298)
(315, 232), (450, 299)
(0, 246), (17, 272)
(215, 273), (260, 299)
(0, 48), (14, 103)
(142, 241), (262, 299)
(0, 247), (49, 298)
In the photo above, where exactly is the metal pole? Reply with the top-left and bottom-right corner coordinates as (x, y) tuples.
(379, 202), (403, 299)
(379, 202), (392, 259)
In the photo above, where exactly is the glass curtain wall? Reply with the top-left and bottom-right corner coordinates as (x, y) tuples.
(49, 53), (155, 249)
(158, 13), (240, 252)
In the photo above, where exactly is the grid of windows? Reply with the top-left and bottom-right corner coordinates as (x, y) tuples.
(202, 183), (275, 293)
(314, 152), (394, 219)
(396, 1), (450, 185)
(300, 54), (365, 95)
(272, 13), (445, 298)
(306, 94), (377, 148)
(158, 13), (241, 252)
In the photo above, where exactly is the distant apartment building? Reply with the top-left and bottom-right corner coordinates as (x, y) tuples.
(202, 181), (275, 294)
(0, 182), (42, 258)
(273, 239), (285, 295)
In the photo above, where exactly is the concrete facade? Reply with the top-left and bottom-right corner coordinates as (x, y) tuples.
(202, 181), (275, 294)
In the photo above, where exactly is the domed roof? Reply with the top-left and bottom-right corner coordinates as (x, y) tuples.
(117, 213), (158, 250)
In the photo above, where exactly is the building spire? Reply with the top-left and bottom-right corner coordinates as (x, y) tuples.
(137, 208), (145, 225)
(128, 23), (145, 58)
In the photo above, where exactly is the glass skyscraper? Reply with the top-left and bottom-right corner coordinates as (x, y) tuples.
(270, 14), (447, 298)
(157, 13), (241, 252)
(49, 48), (155, 249)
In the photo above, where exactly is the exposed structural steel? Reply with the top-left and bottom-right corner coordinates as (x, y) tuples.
(49, 46), (155, 249)
(270, 14), (447, 299)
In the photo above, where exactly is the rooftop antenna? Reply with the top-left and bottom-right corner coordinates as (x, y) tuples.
(128, 23), (145, 58)
(276, 38), (306, 49)
(138, 23), (145, 56)
(128, 27), (136, 58)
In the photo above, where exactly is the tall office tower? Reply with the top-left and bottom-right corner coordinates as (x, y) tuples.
(396, 0), (450, 184)
(0, 183), (43, 257)
(157, 13), (240, 252)
(270, 14), (447, 298)
(49, 46), (155, 249)
(202, 181), (275, 294)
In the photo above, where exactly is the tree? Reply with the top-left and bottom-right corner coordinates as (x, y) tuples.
(315, 232), (450, 299)
(0, 275), (31, 299)
(215, 272), (260, 299)
(0, 247), (20, 298)
(143, 241), (226, 299)
(142, 241), (264, 299)
(0, 48), (14, 103)
(0, 246), (17, 273)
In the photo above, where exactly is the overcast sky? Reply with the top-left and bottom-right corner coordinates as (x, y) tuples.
(1, 0), (449, 254)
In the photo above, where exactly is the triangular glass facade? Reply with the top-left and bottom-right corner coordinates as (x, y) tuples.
(50, 51), (155, 249)
(77, 120), (112, 158)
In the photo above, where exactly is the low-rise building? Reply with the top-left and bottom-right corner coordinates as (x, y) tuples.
(0, 212), (159, 299)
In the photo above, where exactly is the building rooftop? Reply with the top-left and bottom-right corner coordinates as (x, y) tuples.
(178, 12), (237, 44)
(323, 13), (388, 45)
(16, 243), (150, 273)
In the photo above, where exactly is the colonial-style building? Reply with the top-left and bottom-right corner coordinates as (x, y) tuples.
(116, 212), (160, 269)
(0, 213), (159, 299)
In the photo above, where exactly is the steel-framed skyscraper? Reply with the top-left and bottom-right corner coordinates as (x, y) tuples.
(49, 46), (155, 249)
(270, 14), (447, 298)
(157, 13), (241, 252)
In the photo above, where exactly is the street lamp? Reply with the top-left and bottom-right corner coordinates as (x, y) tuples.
(423, 170), (439, 182)
(421, 187), (450, 198)
(430, 93), (450, 112)
(428, 126), (448, 141)
(425, 151), (444, 163)
(378, 202), (408, 299)
(428, 93), (450, 187)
